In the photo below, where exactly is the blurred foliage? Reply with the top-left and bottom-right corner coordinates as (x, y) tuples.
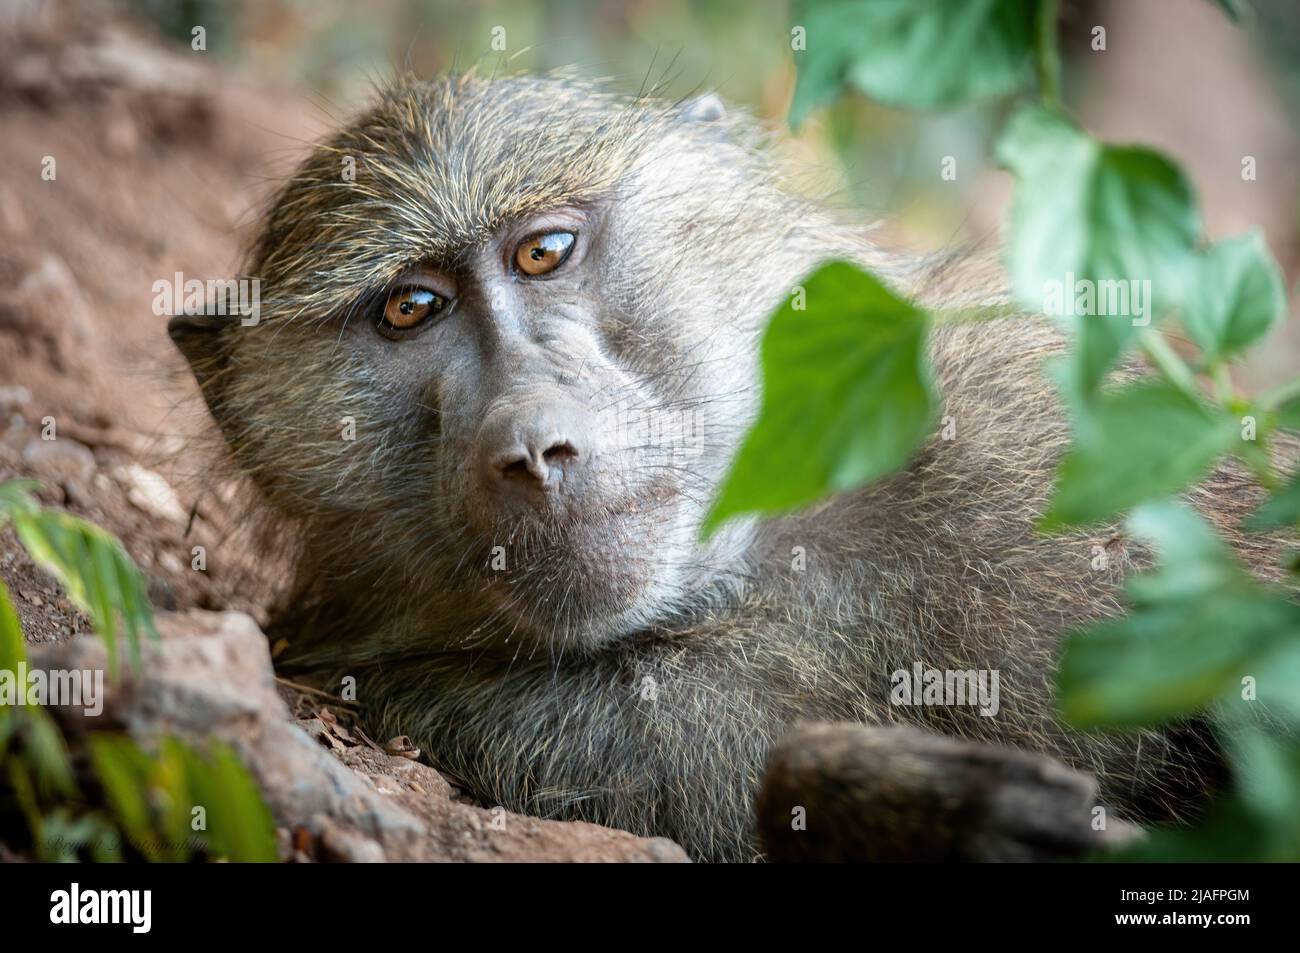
(0, 482), (155, 676)
(708, 0), (1300, 861)
(121, 0), (1300, 253)
(0, 482), (277, 862)
(788, 0), (1038, 121)
(123, 0), (1001, 247)
(1058, 502), (1300, 728)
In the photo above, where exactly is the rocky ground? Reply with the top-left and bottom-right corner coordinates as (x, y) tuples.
(0, 1), (687, 862)
(29, 609), (684, 862)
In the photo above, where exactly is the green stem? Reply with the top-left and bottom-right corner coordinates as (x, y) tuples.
(1140, 330), (1200, 400)
(930, 301), (1021, 325)
(1211, 362), (1235, 405)
(1036, 0), (1062, 109)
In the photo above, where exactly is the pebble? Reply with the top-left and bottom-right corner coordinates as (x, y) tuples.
(116, 463), (187, 524)
(22, 436), (96, 484)
(0, 386), (31, 412)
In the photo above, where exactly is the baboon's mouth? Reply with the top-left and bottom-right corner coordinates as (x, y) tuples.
(468, 474), (680, 554)
(469, 490), (680, 642)
(487, 513), (656, 588)
(479, 557), (651, 647)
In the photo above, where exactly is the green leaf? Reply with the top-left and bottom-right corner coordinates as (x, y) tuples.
(1245, 642), (1300, 724)
(704, 261), (936, 535)
(1041, 381), (1237, 529)
(1060, 596), (1299, 727)
(1111, 793), (1281, 861)
(0, 480), (40, 521)
(12, 508), (157, 674)
(0, 581), (24, 671)
(1058, 502), (1300, 728)
(20, 708), (76, 798)
(1183, 231), (1285, 362)
(89, 734), (278, 862)
(37, 809), (124, 863)
(997, 108), (1200, 394)
(1276, 396), (1300, 432)
(1123, 500), (1242, 600)
(789, 0), (1037, 124)
(89, 734), (169, 861)
(1221, 721), (1300, 839)
(176, 739), (279, 862)
(1246, 468), (1300, 530)
(5, 758), (43, 847)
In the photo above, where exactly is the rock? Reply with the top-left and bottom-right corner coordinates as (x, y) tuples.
(309, 815), (388, 864)
(29, 609), (689, 863)
(0, 185), (29, 238)
(0, 385), (31, 412)
(331, 744), (688, 862)
(14, 255), (96, 347)
(382, 735), (420, 760)
(102, 101), (140, 157)
(22, 436), (96, 484)
(114, 463), (187, 524)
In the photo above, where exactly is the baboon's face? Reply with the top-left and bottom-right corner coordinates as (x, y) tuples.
(171, 78), (812, 651)
(325, 192), (757, 647)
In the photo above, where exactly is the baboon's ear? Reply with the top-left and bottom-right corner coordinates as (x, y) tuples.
(168, 312), (233, 418)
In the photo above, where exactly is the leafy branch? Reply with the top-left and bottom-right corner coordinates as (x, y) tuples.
(0, 481), (156, 676)
(708, 0), (1300, 860)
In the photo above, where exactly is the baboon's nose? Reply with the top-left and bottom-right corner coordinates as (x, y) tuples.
(492, 438), (580, 486)
(478, 401), (590, 497)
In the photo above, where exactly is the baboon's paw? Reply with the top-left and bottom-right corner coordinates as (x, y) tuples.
(758, 722), (1112, 862)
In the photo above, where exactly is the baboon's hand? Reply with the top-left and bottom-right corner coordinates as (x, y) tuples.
(757, 722), (1114, 862)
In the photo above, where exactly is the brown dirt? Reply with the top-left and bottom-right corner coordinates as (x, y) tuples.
(0, 525), (89, 643)
(0, 0), (321, 633)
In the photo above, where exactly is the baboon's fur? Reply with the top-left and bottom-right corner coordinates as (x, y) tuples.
(172, 73), (1288, 862)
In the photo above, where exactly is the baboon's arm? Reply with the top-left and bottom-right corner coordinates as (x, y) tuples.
(757, 722), (1136, 862)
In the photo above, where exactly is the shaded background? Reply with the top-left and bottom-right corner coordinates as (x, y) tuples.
(121, 0), (1300, 386)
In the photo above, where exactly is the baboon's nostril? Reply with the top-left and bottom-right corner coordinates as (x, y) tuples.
(492, 437), (582, 487)
(478, 401), (592, 499)
(498, 456), (536, 481)
(543, 441), (578, 465)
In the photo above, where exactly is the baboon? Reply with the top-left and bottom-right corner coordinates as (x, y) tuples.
(170, 73), (1276, 862)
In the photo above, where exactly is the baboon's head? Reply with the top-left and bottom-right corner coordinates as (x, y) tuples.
(170, 74), (837, 652)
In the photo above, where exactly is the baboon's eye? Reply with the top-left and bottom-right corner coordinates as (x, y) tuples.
(381, 286), (449, 331)
(514, 231), (576, 277)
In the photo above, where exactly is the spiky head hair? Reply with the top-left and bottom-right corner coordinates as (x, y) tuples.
(246, 72), (758, 327)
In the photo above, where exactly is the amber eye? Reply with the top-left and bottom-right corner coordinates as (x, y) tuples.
(382, 286), (448, 330)
(514, 231), (576, 277)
